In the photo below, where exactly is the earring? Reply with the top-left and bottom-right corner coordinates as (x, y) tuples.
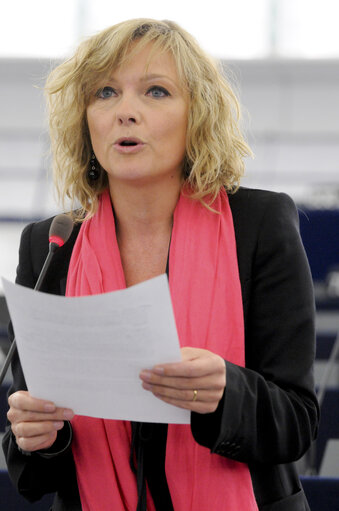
(183, 157), (191, 179)
(87, 153), (100, 181)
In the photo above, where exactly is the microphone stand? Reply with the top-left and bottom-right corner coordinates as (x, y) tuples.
(0, 241), (62, 386)
(305, 329), (339, 475)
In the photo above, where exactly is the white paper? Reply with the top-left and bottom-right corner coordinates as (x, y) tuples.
(2, 275), (190, 424)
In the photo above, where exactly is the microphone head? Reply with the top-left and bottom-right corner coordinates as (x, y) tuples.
(48, 214), (74, 247)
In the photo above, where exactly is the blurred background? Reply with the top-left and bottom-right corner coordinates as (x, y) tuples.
(0, 0), (339, 284)
(0, 1), (338, 508)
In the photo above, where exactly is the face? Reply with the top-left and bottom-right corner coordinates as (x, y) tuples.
(86, 43), (188, 189)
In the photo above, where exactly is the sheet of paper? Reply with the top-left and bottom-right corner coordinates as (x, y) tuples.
(2, 275), (190, 424)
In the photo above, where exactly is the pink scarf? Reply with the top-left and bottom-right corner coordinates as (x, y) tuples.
(66, 188), (257, 511)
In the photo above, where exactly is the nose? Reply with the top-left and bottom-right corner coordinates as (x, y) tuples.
(117, 114), (136, 125)
(116, 94), (140, 125)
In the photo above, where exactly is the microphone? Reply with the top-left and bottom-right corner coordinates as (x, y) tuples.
(35, 214), (74, 289)
(0, 214), (74, 385)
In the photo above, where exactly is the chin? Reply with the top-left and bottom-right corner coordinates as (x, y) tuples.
(109, 168), (179, 186)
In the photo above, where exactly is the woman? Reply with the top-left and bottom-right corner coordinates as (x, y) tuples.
(3, 19), (318, 511)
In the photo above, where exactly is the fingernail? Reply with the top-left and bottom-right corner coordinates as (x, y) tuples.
(140, 370), (152, 381)
(142, 382), (153, 390)
(54, 421), (64, 430)
(44, 403), (56, 413)
(63, 409), (74, 420)
(153, 366), (164, 375)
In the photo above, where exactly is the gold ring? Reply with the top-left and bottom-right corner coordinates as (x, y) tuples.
(192, 390), (198, 402)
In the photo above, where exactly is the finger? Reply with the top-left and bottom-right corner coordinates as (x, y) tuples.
(12, 420), (65, 440)
(8, 392), (74, 424)
(8, 391), (57, 413)
(7, 406), (74, 425)
(140, 359), (219, 383)
(152, 352), (225, 379)
(16, 431), (58, 452)
(154, 394), (220, 414)
(152, 359), (213, 378)
(142, 382), (223, 403)
(140, 370), (225, 391)
(142, 375), (224, 391)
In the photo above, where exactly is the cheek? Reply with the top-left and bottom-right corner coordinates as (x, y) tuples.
(173, 116), (188, 155)
(87, 108), (110, 142)
(87, 117), (102, 140)
(158, 113), (187, 149)
(86, 111), (97, 144)
(174, 105), (189, 144)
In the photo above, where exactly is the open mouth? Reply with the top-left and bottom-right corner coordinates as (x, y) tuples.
(114, 137), (144, 152)
(120, 140), (138, 146)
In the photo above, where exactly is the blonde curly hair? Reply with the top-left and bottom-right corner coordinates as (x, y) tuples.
(45, 18), (252, 220)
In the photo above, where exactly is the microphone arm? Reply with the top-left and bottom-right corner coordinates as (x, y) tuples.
(0, 336), (17, 387)
(34, 241), (62, 291)
(0, 214), (73, 386)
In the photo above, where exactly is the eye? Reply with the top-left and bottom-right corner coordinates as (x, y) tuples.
(95, 86), (117, 99)
(146, 86), (170, 98)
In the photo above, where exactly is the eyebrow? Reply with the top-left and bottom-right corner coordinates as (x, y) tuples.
(107, 73), (177, 86)
(140, 73), (175, 83)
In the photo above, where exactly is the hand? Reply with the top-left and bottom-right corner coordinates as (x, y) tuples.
(140, 347), (226, 414)
(7, 391), (74, 452)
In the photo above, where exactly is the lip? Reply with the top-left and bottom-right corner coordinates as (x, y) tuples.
(113, 137), (146, 154)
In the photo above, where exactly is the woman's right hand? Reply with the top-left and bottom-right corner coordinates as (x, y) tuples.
(7, 390), (74, 452)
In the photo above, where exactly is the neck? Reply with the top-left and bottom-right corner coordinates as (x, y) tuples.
(108, 177), (182, 240)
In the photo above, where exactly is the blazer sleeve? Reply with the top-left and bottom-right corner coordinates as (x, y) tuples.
(2, 221), (78, 502)
(191, 191), (319, 465)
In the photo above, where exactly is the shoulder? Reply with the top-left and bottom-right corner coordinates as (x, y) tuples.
(227, 187), (305, 286)
(228, 186), (298, 223)
(17, 214), (80, 290)
(22, 214), (81, 247)
(228, 187), (299, 244)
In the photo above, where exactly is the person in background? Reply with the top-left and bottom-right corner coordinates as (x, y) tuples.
(3, 18), (318, 511)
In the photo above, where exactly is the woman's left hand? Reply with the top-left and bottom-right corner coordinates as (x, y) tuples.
(139, 347), (226, 414)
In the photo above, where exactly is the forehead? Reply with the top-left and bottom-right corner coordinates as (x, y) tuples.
(111, 42), (179, 82)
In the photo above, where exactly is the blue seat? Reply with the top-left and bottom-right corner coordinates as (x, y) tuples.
(301, 476), (339, 511)
(316, 389), (339, 470)
(299, 208), (339, 282)
(1, 471), (338, 510)
(316, 333), (337, 360)
(0, 469), (54, 510)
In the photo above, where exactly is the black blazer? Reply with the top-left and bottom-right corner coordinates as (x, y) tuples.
(2, 188), (319, 511)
